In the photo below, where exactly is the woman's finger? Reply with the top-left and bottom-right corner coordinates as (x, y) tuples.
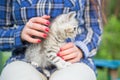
(27, 28), (48, 39)
(67, 49), (83, 63)
(30, 17), (50, 26)
(26, 21), (50, 33)
(23, 34), (42, 44)
(67, 57), (80, 63)
(41, 15), (50, 20)
(58, 46), (77, 56)
(60, 42), (74, 51)
(62, 52), (78, 61)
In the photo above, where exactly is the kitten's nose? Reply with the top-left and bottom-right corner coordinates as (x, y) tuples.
(73, 26), (77, 31)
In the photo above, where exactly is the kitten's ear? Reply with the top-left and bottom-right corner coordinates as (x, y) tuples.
(67, 11), (76, 20)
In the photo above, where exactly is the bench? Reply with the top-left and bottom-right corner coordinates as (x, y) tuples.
(94, 59), (120, 80)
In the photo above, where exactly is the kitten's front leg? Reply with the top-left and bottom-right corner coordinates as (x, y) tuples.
(47, 53), (71, 69)
(43, 69), (50, 78)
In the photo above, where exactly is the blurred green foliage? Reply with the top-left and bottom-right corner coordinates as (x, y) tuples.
(106, 0), (120, 19)
(95, 16), (120, 60)
(0, 53), (2, 73)
(95, 0), (120, 60)
(0, 52), (11, 73)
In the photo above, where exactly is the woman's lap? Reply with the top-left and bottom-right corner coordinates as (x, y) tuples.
(50, 63), (96, 80)
(0, 61), (47, 80)
(0, 61), (96, 80)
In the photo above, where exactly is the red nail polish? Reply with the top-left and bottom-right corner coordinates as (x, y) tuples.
(45, 28), (50, 32)
(43, 34), (47, 38)
(46, 21), (50, 25)
(62, 57), (64, 60)
(38, 40), (41, 43)
(57, 53), (61, 56)
(60, 48), (62, 51)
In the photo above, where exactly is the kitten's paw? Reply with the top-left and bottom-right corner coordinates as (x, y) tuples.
(56, 62), (71, 69)
(65, 62), (71, 66)
(31, 61), (39, 68)
(63, 62), (71, 68)
(43, 69), (50, 77)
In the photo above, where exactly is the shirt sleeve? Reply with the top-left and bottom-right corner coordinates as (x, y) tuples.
(0, 0), (25, 51)
(74, 0), (103, 58)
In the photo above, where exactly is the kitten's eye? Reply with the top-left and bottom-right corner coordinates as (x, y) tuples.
(74, 27), (77, 31)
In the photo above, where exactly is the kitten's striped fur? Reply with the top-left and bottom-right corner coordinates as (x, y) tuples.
(25, 11), (79, 76)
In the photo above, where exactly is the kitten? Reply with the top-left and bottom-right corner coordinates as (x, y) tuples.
(25, 11), (79, 76)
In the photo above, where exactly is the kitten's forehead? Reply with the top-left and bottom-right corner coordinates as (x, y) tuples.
(51, 11), (78, 31)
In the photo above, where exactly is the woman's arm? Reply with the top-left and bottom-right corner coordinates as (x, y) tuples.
(0, 0), (25, 51)
(57, 0), (103, 62)
(74, 0), (103, 59)
(0, 0), (50, 51)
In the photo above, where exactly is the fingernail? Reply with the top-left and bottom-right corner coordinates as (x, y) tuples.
(43, 34), (47, 38)
(46, 21), (50, 25)
(57, 53), (61, 56)
(37, 40), (41, 43)
(60, 48), (62, 51)
(45, 28), (50, 32)
(62, 57), (64, 60)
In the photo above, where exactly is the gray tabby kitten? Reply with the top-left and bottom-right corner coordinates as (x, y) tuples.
(25, 11), (79, 76)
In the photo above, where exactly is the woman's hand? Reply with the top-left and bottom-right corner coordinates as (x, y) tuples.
(57, 42), (83, 63)
(21, 15), (50, 43)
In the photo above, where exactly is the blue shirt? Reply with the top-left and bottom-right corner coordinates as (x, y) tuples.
(0, 0), (103, 73)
